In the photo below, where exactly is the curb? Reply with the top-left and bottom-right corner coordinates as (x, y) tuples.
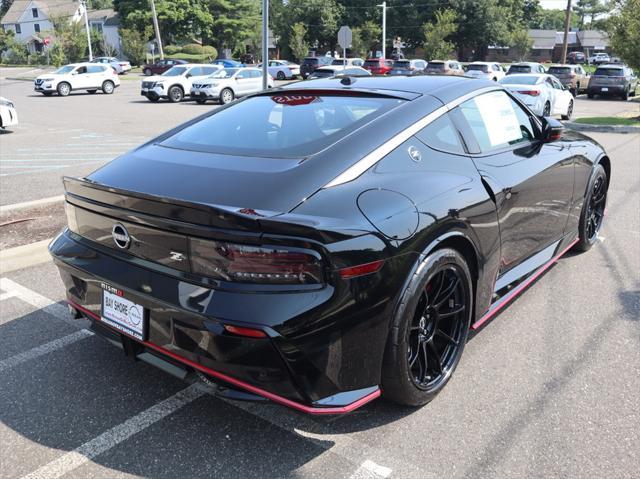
(0, 195), (64, 215)
(0, 239), (52, 275)
(565, 121), (640, 134)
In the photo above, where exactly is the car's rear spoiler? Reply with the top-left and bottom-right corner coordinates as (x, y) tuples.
(63, 176), (358, 244)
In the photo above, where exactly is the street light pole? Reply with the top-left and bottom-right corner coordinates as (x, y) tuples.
(150, 0), (164, 60)
(378, 1), (386, 58)
(561, 0), (572, 64)
(262, 0), (269, 90)
(81, 0), (93, 61)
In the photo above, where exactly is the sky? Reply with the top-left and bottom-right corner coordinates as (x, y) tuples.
(540, 0), (570, 8)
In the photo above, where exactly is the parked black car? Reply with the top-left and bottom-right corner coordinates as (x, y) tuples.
(587, 64), (638, 100)
(300, 56), (333, 79)
(50, 76), (611, 414)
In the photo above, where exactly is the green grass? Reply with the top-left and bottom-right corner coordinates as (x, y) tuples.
(574, 116), (640, 126)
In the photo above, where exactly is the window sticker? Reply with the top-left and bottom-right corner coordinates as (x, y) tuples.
(474, 92), (523, 146)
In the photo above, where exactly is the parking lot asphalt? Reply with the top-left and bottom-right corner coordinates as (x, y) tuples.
(0, 127), (638, 477)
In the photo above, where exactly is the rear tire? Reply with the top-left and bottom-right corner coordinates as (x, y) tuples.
(382, 249), (472, 406)
(621, 88), (629, 101)
(574, 164), (607, 252)
(587, 92), (595, 99)
(57, 82), (71, 97)
(276, 71), (286, 80)
(543, 102), (551, 117)
(101, 81), (115, 94)
(561, 100), (573, 120)
(144, 68), (152, 76)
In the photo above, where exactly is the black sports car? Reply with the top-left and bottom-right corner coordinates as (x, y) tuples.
(50, 76), (610, 414)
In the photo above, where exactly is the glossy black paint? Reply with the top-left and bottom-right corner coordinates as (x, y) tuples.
(49, 75), (609, 412)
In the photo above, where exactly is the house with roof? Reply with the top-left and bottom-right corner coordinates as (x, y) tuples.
(1, 0), (83, 53)
(1, 1), (122, 55)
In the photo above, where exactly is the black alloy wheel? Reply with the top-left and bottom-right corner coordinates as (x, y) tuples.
(575, 164), (607, 251)
(382, 249), (472, 406)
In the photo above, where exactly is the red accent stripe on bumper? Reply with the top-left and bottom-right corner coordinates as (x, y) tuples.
(472, 238), (579, 330)
(68, 301), (381, 415)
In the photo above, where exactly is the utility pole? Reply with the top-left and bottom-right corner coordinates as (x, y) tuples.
(81, 0), (93, 61)
(261, 0), (269, 90)
(377, 1), (386, 58)
(150, 0), (164, 60)
(561, 0), (572, 64)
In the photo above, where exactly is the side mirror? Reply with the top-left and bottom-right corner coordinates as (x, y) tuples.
(541, 117), (564, 143)
(185, 73), (192, 78)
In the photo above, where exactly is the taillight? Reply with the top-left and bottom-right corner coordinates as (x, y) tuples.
(518, 90), (540, 96)
(190, 238), (323, 285)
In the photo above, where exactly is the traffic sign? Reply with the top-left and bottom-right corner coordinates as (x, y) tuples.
(338, 26), (352, 49)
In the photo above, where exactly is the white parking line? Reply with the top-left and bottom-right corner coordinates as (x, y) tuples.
(0, 291), (16, 301)
(20, 384), (205, 479)
(218, 397), (397, 478)
(0, 278), (79, 328)
(0, 329), (93, 372)
(349, 460), (393, 479)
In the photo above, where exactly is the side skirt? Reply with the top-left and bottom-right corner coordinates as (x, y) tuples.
(472, 236), (578, 330)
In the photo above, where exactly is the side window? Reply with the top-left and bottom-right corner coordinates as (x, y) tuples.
(415, 113), (466, 155)
(202, 66), (217, 75)
(455, 91), (535, 153)
(251, 70), (262, 78)
(236, 70), (248, 79)
(76, 66), (88, 74)
(190, 67), (204, 76)
(87, 65), (104, 73)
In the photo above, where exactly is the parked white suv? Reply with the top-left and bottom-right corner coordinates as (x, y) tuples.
(588, 53), (610, 65)
(34, 63), (120, 96)
(190, 67), (274, 104)
(140, 64), (221, 103)
(464, 61), (506, 81)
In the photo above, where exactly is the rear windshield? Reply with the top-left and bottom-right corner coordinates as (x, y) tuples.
(427, 62), (445, 70)
(548, 67), (571, 74)
(310, 69), (336, 78)
(594, 68), (623, 76)
(500, 75), (540, 85)
(162, 94), (404, 158)
(509, 65), (532, 73)
(303, 58), (319, 65)
(467, 64), (488, 72)
(363, 60), (380, 67)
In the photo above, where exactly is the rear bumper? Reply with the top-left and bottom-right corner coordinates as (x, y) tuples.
(588, 85), (625, 95)
(49, 230), (385, 414)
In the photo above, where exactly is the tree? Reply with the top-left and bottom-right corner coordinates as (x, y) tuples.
(575, 0), (610, 28)
(509, 28), (533, 61)
(282, 0), (343, 54)
(422, 9), (457, 60)
(207, 0), (259, 56)
(350, 20), (380, 58)
(608, 0), (640, 70)
(289, 22), (308, 62)
(120, 26), (152, 65)
(45, 15), (88, 63)
(529, 9), (579, 30)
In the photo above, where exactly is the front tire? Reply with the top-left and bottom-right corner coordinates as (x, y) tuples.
(574, 164), (607, 252)
(621, 88), (629, 101)
(101, 81), (115, 94)
(167, 85), (183, 103)
(57, 82), (71, 97)
(382, 249), (473, 406)
(561, 100), (573, 120)
(220, 88), (234, 104)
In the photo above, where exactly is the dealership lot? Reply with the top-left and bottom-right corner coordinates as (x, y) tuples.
(0, 74), (639, 478)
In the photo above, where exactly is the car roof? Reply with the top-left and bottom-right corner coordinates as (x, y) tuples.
(510, 62), (540, 67)
(469, 61), (494, 65)
(279, 75), (492, 104)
